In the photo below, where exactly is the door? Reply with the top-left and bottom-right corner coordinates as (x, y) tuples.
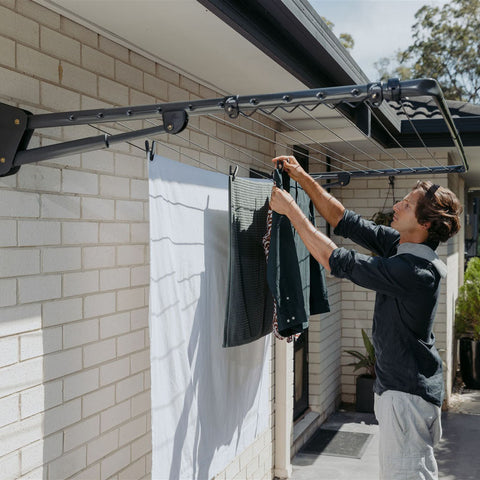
(292, 146), (310, 420)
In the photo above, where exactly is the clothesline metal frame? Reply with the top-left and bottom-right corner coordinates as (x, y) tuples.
(0, 78), (469, 179)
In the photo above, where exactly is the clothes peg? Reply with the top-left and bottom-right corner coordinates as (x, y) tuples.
(229, 165), (239, 180)
(145, 140), (155, 161)
(272, 160), (284, 188)
(149, 141), (156, 161)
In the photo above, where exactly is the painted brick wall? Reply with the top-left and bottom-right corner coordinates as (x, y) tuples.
(0, 2), (277, 479)
(0, 2), (151, 477)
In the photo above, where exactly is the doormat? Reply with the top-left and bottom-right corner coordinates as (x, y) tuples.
(299, 429), (372, 459)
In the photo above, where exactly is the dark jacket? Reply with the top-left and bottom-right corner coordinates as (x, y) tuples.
(267, 170), (330, 337)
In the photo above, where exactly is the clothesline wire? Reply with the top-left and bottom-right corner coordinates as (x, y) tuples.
(399, 100), (442, 165)
(143, 117), (274, 180)
(206, 110), (368, 177)
(303, 102), (414, 170)
(137, 121), (244, 175)
(175, 129), (273, 180)
(239, 110), (372, 173)
(149, 107), (355, 181)
(239, 104), (366, 170)
(241, 98), (447, 174)
(88, 120), (233, 177)
(365, 104), (423, 168)
(173, 99), (449, 178)
(264, 110), (378, 173)
(209, 110), (365, 172)
(151, 137), (219, 173)
(298, 105), (406, 171)
(245, 101), (420, 176)
(212, 100), (431, 177)
(119, 118), (274, 180)
(177, 126), (273, 180)
(366, 103), (448, 172)
(97, 110), (403, 181)
(196, 108), (368, 178)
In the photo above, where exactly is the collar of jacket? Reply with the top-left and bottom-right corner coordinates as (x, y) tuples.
(394, 242), (448, 278)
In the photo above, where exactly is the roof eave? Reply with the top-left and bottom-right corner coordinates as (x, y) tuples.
(197, 0), (401, 134)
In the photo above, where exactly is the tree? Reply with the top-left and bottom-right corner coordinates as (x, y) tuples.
(373, 54), (410, 83)
(376, 0), (480, 103)
(321, 17), (354, 51)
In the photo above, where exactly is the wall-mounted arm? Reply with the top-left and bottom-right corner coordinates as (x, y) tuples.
(0, 78), (468, 178)
(382, 78), (469, 171)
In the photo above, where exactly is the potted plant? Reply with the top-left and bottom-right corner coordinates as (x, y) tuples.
(370, 176), (396, 227)
(455, 257), (480, 389)
(345, 329), (376, 412)
(371, 210), (394, 226)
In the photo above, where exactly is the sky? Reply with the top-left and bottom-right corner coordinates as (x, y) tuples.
(310, 0), (449, 80)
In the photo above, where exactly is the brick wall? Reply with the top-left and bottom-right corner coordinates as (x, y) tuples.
(0, 2), (277, 479)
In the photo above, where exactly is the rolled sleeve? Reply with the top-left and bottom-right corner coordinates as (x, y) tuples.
(329, 247), (356, 279)
(329, 247), (433, 299)
(334, 209), (399, 257)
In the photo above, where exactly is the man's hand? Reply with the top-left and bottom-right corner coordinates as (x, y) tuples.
(270, 185), (296, 216)
(272, 155), (306, 182)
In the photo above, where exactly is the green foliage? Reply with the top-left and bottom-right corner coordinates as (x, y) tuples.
(375, 0), (480, 103)
(339, 33), (354, 51)
(321, 16), (355, 51)
(374, 54), (411, 83)
(345, 329), (376, 378)
(371, 210), (393, 227)
(455, 257), (480, 340)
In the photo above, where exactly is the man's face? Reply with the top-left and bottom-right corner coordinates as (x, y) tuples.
(391, 189), (424, 235)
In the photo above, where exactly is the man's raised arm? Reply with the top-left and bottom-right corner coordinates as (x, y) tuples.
(272, 155), (345, 229)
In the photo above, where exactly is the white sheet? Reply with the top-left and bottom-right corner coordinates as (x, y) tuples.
(149, 155), (271, 480)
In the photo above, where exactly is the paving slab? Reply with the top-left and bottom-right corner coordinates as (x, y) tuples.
(436, 390), (480, 480)
(290, 391), (480, 480)
(291, 410), (379, 480)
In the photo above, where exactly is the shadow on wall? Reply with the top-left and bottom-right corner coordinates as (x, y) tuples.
(168, 207), (268, 479)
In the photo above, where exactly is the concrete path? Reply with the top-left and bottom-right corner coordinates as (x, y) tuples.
(290, 390), (480, 480)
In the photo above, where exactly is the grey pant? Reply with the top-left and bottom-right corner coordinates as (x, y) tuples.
(374, 391), (442, 480)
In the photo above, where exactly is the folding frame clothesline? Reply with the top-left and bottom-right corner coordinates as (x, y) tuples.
(0, 78), (469, 182)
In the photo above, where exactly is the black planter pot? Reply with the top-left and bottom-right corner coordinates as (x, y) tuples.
(356, 375), (375, 413)
(459, 338), (480, 389)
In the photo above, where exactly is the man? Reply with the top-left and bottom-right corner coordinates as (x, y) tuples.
(269, 155), (462, 480)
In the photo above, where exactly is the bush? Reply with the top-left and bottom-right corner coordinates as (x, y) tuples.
(455, 257), (480, 341)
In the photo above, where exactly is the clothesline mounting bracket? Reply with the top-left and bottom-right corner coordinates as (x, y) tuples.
(0, 102), (33, 177)
(224, 96), (240, 119)
(162, 110), (189, 134)
(321, 172), (351, 188)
